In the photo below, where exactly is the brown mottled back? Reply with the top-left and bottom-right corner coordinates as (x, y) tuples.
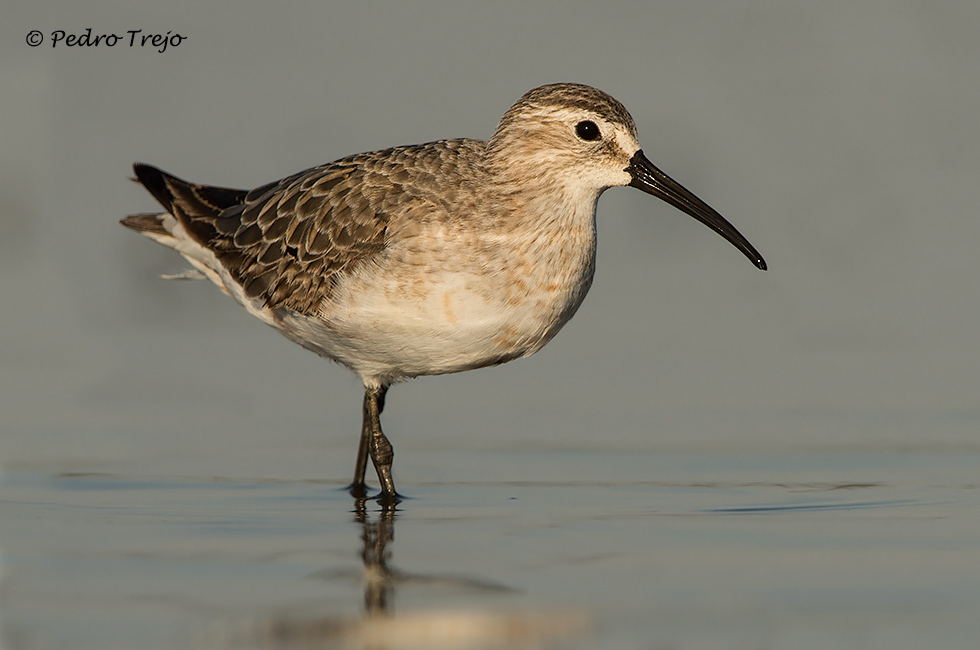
(128, 138), (488, 314)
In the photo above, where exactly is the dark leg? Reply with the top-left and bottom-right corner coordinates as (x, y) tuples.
(363, 385), (399, 503)
(347, 408), (372, 498)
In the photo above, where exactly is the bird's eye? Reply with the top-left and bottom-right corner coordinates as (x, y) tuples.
(575, 120), (601, 141)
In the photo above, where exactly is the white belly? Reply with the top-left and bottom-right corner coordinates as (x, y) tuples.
(274, 227), (597, 387)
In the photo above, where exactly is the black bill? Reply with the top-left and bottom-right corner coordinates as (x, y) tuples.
(627, 150), (766, 270)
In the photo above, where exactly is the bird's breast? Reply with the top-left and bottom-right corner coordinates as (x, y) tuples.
(291, 191), (599, 382)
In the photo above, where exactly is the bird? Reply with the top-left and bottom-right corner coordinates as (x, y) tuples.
(122, 82), (766, 504)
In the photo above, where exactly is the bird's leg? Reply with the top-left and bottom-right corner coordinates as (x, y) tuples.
(364, 385), (399, 503)
(348, 406), (372, 499)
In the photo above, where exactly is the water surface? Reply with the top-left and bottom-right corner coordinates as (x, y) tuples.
(3, 449), (977, 649)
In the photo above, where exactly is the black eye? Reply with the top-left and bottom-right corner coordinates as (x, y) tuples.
(575, 120), (601, 141)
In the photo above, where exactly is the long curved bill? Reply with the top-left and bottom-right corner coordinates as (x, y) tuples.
(627, 150), (766, 270)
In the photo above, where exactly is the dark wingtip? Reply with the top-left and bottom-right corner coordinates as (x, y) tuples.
(132, 163), (174, 208)
(132, 162), (161, 183)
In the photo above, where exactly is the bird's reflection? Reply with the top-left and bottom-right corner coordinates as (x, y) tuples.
(251, 497), (589, 649)
(355, 498), (398, 616)
(346, 498), (519, 615)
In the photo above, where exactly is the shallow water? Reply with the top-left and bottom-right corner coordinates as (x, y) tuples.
(3, 449), (978, 649)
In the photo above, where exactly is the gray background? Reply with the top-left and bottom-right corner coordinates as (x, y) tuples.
(4, 3), (980, 649)
(3, 1), (978, 475)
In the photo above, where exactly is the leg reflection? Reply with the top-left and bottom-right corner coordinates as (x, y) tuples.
(251, 501), (576, 649)
(354, 498), (397, 616)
